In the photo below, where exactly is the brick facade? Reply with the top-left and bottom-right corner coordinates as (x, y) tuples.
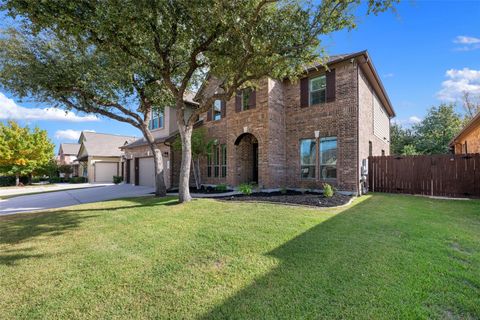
(124, 52), (394, 194)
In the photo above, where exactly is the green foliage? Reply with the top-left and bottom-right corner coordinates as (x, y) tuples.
(70, 177), (87, 184)
(401, 144), (419, 156)
(413, 104), (463, 154)
(391, 104), (463, 155)
(34, 159), (59, 178)
(238, 183), (253, 196)
(0, 121), (54, 182)
(323, 183), (334, 198)
(172, 128), (213, 160)
(390, 123), (416, 155)
(280, 187), (288, 195)
(48, 177), (62, 183)
(215, 184), (228, 192)
(113, 176), (123, 184)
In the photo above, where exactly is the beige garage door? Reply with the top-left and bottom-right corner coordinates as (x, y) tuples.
(139, 157), (155, 187)
(95, 162), (118, 183)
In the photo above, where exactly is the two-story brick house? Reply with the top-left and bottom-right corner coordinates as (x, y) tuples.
(122, 50), (395, 195)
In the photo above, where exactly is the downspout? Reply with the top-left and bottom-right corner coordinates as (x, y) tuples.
(356, 54), (370, 196)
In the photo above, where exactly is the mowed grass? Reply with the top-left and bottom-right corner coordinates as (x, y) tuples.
(0, 194), (479, 319)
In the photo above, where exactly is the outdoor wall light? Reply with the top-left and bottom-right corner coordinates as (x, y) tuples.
(314, 130), (320, 138)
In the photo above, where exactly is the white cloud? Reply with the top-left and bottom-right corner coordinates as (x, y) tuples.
(454, 36), (480, 44)
(0, 92), (99, 122)
(392, 115), (422, 126)
(437, 68), (480, 101)
(54, 129), (95, 141)
(383, 73), (394, 78)
(453, 36), (480, 51)
(409, 116), (421, 124)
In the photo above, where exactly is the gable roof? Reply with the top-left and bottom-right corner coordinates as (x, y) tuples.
(449, 112), (480, 147)
(193, 50), (395, 118)
(58, 143), (80, 156)
(78, 132), (138, 159)
(305, 50), (395, 117)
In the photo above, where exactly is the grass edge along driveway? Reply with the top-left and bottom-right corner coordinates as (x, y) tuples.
(0, 194), (479, 319)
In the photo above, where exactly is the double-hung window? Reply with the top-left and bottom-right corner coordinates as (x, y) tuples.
(213, 100), (222, 121)
(300, 139), (316, 179)
(241, 89), (251, 111)
(319, 137), (337, 179)
(309, 75), (326, 105)
(149, 110), (164, 130)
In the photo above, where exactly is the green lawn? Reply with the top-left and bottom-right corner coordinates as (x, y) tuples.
(1, 194), (479, 319)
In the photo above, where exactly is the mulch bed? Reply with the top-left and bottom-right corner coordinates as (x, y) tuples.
(218, 190), (352, 207)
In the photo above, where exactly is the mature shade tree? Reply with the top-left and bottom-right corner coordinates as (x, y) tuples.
(0, 121), (54, 186)
(0, 28), (171, 196)
(0, 0), (398, 202)
(413, 104), (463, 155)
(390, 122), (416, 155)
(172, 127), (214, 190)
(462, 91), (480, 121)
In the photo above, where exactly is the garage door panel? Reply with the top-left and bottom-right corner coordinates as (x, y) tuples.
(95, 162), (118, 182)
(139, 157), (155, 187)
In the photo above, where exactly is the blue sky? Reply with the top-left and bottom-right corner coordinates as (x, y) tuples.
(1, 1), (480, 152)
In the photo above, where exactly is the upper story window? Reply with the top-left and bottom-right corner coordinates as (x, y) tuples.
(149, 110), (164, 130)
(309, 75), (326, 105)
(213, 100), (222, 121)
(241, 89), (252, 111)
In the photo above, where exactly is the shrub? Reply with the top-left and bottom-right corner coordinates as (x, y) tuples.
(280, 187), (287, 195)
(323, 183), (334, 198)
(70, 177), (87, 184)
(48, 176), (62, 183)
(215, 184), (228, 192)
(113, 176), (123, 184)
(238, 183), (253, 195)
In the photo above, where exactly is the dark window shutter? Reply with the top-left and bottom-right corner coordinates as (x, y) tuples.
(221, 100), (226, 118)
(207, 108), (212, 121)
(249, 89), (256, 109)
(300, 77), (309, 108)
(235, 91), (241, 112)
(326, 69), (336, 102)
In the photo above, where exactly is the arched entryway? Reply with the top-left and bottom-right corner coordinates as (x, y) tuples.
(234, 133), (259, 185)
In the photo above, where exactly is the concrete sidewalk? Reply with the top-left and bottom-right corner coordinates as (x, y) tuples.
(0, 183), (113, 198)
(0, 184), (154, 216)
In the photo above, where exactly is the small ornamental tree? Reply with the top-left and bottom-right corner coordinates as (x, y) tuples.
(1, 0), (398, 202)
(172, 127), (214, 190)
(0, 121), (54, 185)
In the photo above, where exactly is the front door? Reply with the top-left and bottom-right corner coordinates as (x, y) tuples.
(252, 143), (258, 184)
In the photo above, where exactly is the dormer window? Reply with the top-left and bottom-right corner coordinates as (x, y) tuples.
(309, 75), (326, 105)
(149, 110), (164, 130)
(213, 100), (222, 121)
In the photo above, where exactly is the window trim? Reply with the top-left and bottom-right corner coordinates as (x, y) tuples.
(309, 75), (326, 106)
(299, 138), (317, 180)
(149, 110), (164, 130)
(241, 89), (251, 111)
(212, 100), (222, 121)
(319, 137), (337, 180)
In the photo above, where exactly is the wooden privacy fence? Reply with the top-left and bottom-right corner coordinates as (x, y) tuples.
(368, 154), (480, 198)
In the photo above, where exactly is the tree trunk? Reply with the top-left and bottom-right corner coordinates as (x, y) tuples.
(191, 158), (201, 190)
(150, 143), (167, 196)
(195, 158), (202, 188)
(178, 123), (193, 203)
(15, 173), (20, 186)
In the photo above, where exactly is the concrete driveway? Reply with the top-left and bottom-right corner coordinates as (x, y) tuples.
(0, 184), (155, 216)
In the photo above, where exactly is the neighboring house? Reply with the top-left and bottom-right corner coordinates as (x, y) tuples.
(121, 91), (197, 188)
(449, 112), (480, 154)
(77, 131), (137, 183)
(57, 143), (80, 177)
(122, 50), (395, 194)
